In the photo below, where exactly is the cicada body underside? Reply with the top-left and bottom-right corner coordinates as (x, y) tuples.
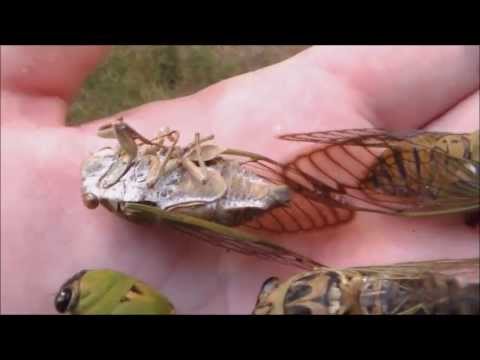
(81, 119), (355, 270)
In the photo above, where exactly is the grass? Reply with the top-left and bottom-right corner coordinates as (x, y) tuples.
(66, 46), (308, 125)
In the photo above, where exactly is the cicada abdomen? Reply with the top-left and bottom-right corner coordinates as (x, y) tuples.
(253, 258), (479, 315)
(278, 129), (479, 218)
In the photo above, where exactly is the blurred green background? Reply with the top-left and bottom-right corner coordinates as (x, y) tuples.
(67, 45), (309, 125)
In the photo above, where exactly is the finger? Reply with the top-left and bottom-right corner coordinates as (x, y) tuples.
(1, 46), (110, 128)
(425, 91), (479, 132)
(305, 46), (479, 129)
(78, 49), (371, 157)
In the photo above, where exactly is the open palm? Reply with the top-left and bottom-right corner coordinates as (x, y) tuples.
(1, 46), (478, 314)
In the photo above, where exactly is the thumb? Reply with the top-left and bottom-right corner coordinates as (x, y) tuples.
(1, 46), (110, 127)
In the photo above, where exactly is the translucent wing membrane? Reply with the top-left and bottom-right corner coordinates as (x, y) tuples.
(278, 129), (479, 216)
(352, 258), (480, 284)
(238, 158), (354, 232)
(123, 203), (324, 270)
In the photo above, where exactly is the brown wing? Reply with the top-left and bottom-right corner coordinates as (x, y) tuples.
(279, 128), (450, 147)
(237, 157), (354, 233)
(123, 202), (324, 271)
(277, 129), (479, 216)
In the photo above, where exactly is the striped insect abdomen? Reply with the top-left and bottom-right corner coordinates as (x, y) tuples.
(359, 272), (479, 314)
(362, 133), (477, 200)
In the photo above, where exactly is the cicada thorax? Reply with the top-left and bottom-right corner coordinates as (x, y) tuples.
(253, 269), (356, 315)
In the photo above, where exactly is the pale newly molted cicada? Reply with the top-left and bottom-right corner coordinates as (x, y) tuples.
(277, 129), (479, 223)
(81, 119), (354, 270)
(55, 269), (175, 315)
(253, 258), (479, 315)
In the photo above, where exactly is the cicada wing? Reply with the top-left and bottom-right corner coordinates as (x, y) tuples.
(238, 157), (354, 233)
(278, 129), (479, 216)
(278, 128), (450, 147)
(122, 202), (324, 270)
(352, 258), (480, 285)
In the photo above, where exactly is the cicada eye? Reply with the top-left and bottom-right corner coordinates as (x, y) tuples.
(54, 287), (73, 313)
(259, 277), (280, 297)
(82, 193), (99, 209)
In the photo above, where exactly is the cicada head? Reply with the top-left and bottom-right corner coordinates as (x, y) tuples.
(252, 277), (284, 315)
(54, 269), (175, 315)
(81, 146), (125, 213)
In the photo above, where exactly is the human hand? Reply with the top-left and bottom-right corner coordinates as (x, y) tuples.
(1, 45), (478, 314)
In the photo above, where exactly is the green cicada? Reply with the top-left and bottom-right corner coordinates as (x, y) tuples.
(277, 129), (479, 223)
(253, 258), (479, 315)
(55, 269), (175, 315)
(81, 119), (355, 271)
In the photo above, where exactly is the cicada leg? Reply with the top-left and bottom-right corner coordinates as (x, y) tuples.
(194, 132), (208, 180)
(183, 134), (215, 155)
(97, 119), (176, 188)
(98, 117), (155, 155)
(182, 157), (208, 184)
(96, 119), (145, 188)
(180, 133), (217, 185)
(146, 130), (180, 188)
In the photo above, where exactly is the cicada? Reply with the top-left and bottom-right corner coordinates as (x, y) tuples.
(253, 258), (480, 315)
(54, 269), (175, 315)
(81, 119), (354, 270)
(277, 129), (479, 223)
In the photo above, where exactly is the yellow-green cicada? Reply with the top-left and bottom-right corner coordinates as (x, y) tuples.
(277, 129), (479, 224)
(55, 269), (175, 315)
(81, 119), (354, 271)
(253, 258), (479, 315)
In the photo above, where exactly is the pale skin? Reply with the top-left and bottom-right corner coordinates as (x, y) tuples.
(1, 46), (479, 314)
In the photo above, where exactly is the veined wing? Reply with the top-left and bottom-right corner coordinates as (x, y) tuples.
(236, 155), (354, 233)
(350, 258), (479, 285)
(277, 129), (479, 216)
(123, 202), (324, 271)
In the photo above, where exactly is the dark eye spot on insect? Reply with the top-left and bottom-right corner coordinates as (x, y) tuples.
(259, 277), (280, 295)
(82, 193), (99, 209)
(54, 287), (73, 313)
